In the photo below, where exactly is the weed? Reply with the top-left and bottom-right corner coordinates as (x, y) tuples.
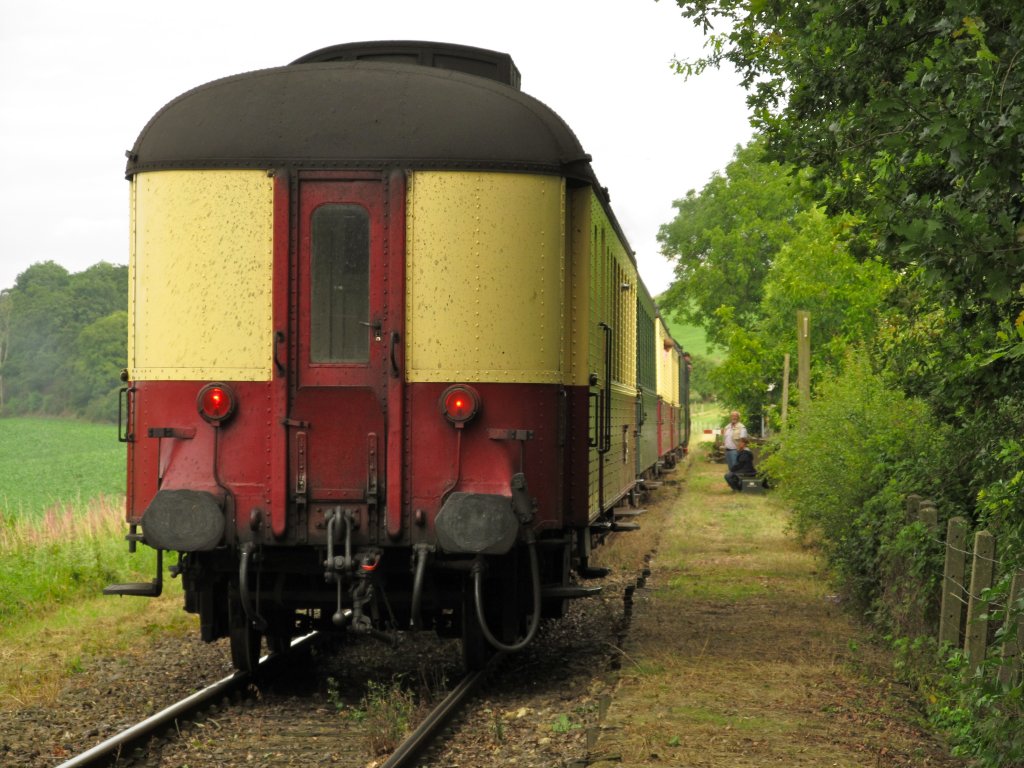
(551, 713), (581, 733)
(326, 677), (345, 712)
(361, 677), (417, 755)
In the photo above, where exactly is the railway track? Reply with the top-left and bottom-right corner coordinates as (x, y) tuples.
(54, 634), (318, 768)
(44, 489), (670, 768)
(54, 632), (498, 768)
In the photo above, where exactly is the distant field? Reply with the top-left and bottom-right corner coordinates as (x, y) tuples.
(0, 418), (125, 519)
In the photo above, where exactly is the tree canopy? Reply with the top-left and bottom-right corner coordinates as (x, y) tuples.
(658, 140), (890, 419)
(1, 261), (127, 421)
(665, 4), (1024, 759)
(673, 1), (1024, 305)
(658, 141), (810, 347)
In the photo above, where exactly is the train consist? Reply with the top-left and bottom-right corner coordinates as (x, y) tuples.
(107, 41), (690, 670)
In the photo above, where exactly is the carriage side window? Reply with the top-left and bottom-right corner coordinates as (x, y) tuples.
(310, 204), (370, 362)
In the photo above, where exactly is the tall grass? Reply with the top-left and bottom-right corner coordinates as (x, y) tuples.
(0, 494), (156, 624)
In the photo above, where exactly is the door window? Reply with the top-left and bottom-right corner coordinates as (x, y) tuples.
(310, 204), (370, 362)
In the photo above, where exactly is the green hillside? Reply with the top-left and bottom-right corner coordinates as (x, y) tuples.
(660, 308), (722, 363)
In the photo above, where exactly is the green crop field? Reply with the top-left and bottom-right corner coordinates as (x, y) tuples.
(658, 305), (722, 363)
(0, 418), (125, 519)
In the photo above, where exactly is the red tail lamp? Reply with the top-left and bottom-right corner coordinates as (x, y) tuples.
(439, 385), (480, 427)
(197, 383), (237, 425)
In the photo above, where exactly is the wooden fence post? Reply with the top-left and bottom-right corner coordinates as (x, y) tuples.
(939, 517), (969, 648)
(905, 494), (922, 523)
(965, 530), (996, 672)
(781, 353), (790, 429)
(997, 570), (1023, 688)
(796, 311), (810, 406)
(917, 499), (938, 531)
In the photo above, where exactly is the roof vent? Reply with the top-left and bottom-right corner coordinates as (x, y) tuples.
(291, 40), (521, 90)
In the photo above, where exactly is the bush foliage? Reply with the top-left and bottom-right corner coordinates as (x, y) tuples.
(762, 351), (948, 618)
(665, 2), (1024, 760)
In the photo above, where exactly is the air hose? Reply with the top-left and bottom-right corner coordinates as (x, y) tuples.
(471, 530), (541, 652)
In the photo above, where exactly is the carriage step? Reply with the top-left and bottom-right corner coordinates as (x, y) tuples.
(541, 584), (603, 599)
(615, 509), (644, 517)
(104, 581), (162, 597)
(611, 522), (640, 532)
(641, 480), (662, 489)
(578, 565), (611, 579)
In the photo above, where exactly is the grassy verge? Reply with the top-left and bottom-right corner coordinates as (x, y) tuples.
(590, 447), (966, 767)
(0, 496), (190, 707)
(0, 496), (156, 622)
(0, 583), (190, 707)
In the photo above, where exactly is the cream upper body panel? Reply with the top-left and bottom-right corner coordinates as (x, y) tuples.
(405, 171), (567, 384)
(129, 170), (275, 382)
(657, 318), (680, 406)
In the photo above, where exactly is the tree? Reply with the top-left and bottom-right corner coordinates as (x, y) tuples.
(3, 261), (127, 419)
(711, 207), (892, 418)
(0, 289), (10, 411)
(671, 1), (1024, 305)
(657, 141), (812, 347)
(658, 139), (890, 416)
(71, 311), (128, 421)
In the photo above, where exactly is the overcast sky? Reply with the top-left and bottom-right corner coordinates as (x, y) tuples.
(0, 0), (752, 297)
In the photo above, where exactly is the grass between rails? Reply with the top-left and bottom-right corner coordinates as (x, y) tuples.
(590, 448), (967, 768)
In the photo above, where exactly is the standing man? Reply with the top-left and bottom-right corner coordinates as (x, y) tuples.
(721, 410), (748, 471)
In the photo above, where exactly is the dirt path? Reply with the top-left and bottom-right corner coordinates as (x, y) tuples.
(589, 453), (968, 767)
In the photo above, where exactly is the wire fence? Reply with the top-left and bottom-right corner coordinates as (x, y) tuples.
(907, 494), (1024, 681)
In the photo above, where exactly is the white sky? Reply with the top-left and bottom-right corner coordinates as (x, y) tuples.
(0, 0), (752, 297)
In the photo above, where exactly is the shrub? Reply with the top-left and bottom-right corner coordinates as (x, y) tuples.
(762, 349), (948, 616)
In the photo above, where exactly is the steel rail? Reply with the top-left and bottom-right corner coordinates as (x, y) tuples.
(55, 633), (316, 768)
(380, 652), (503, 768)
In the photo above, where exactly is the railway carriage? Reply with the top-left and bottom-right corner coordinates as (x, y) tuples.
(108, 41), (689, 670)
(656, 315), (685, 469)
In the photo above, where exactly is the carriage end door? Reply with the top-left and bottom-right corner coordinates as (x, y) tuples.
(289, 175), (405, 542)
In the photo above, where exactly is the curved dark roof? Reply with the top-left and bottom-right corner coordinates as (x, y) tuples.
(125, 59), (594, 182)
(291, 40), (522, 89)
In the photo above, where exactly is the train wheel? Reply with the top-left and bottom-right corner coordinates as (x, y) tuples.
(461, 594), (492, 671)
(265, 609), (296, 655)
(461, 557), (521, 669)
(228, 597), (261, 672)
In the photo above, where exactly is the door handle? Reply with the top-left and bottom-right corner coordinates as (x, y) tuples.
(389, 331), (401, 378)
(274, 331), (286, 376)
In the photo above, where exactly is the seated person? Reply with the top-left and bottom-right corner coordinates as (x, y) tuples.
(724, 436), (756, 491)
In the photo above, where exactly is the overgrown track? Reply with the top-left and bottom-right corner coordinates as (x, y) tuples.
(53, 631), (498, 768)
(46, 482), (671, 768)
(54, 634), (319, 768)
(379, 655), (500, 768)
